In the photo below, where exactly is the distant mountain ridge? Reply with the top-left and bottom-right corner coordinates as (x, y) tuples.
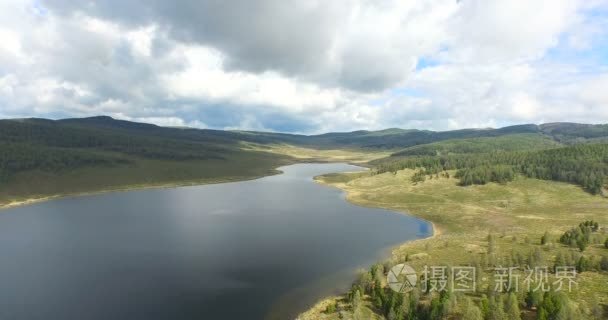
(1, 115), (607, 204)
(4, 116), (608, 150)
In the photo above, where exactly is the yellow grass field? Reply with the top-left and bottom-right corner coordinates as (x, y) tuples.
(300, 168), (608, 319)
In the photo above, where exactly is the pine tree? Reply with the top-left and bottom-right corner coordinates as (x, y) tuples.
(429, 295), (443, 319)
(537, 306), (549, 320)
(405, 289), (420, 320)
(577, 256), (590, 272)
(488, 233), (497, 255)
(526, 290), (542, 309)
(479, 295), (490, 319)
(505, 293), (521, 320)
(462, 297), (483, 320)
(487, 295), (505, 320)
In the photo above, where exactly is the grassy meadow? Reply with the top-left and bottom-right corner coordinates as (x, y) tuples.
(299, 169), (608, 319)
(247, 143), (392, 164)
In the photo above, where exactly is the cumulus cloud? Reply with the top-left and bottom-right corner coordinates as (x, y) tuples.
(443, 0), (580, 63)
(42, 0), (455, 92)
(0, 0), (607, 132)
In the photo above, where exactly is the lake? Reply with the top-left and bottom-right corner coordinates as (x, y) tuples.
(0, 163), (431, 319)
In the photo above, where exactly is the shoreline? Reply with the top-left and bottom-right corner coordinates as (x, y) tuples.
(0, 154), (376, 212)
(297, 175), (444, 319)
(313, 174), (442, 240)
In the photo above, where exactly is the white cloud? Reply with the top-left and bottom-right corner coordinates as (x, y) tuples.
(444, 0), (581, 63)
(0, 0), (607, 132)
(161, 45), (345, 114)
(579, 75), (608, 116)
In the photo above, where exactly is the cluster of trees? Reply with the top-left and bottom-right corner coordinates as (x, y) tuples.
(0, 119), (239, 181)
(408, 167), (451, 184)
(526, 289), (606, 319)
(460, 232), (608, 273)
(553, 250), (608, 273)
(411, 170), (427, 183)
(0, 142), (129, 180)
(455, 165), (515, 186)
(349, 268), (487, 320)
(534, 291), (579, 320)
(580, 220), (600, 231)
(559, 221), (600, 251)
(338, 261), (591, 320)
(376, 143), (608, 194)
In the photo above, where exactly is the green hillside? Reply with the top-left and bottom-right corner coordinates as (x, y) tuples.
(0, 117), (295, 205)
(2, 116), (608, 205)
(307, 123), (608, 149)
(391, 133), (561, 157)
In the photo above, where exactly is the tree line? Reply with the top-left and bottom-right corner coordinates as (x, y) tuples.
(376, 143), (608, 194)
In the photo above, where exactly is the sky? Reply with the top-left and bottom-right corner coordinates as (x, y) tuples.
(0, 0), (607, 133)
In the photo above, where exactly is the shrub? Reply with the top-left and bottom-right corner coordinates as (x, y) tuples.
(541, 231), (549, 245)
(600, 256), (608, 271)
(324, 302), (337, 314)
(560, 223), (595, 252)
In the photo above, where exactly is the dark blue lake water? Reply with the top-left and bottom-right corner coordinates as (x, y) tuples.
(0, 163), (430, 319)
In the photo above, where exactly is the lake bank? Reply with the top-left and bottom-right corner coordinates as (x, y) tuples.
(298, 168), (608, 319)
(0, 146), (386, 212)
(313, 173), (442, 239)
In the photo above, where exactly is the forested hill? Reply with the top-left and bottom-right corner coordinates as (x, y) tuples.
(1, 115), (608, 201)
(4, 116), (608, 151)
(0, 116), (306, 203)
(2, 117), (608, 174)
(28, 116), (608, 148)
(307, 122), (608, 149)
